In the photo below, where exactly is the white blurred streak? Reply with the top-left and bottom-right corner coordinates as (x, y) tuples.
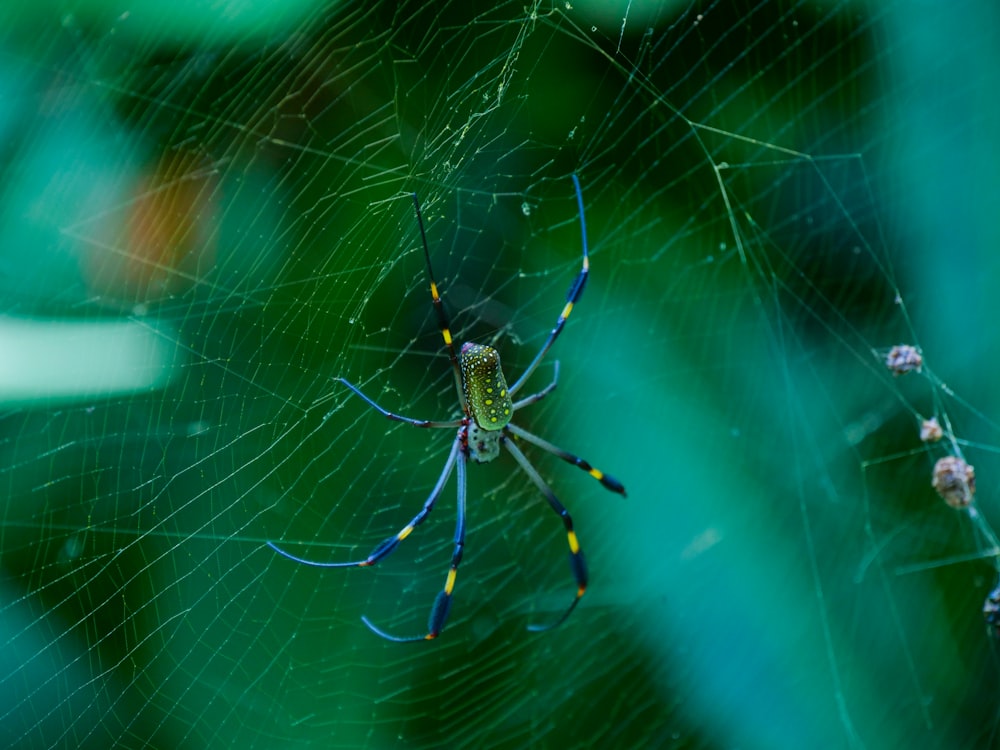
(0, 317), (177, 404)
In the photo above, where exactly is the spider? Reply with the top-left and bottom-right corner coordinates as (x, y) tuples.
(268, 175), (625, 642)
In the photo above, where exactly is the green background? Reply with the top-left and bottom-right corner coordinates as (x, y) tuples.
(1, 1), (999, 748)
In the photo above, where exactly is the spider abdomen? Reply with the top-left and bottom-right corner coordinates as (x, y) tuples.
(460, 343), (512, 430)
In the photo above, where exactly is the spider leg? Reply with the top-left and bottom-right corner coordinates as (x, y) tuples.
(505, 423), (626, 496)
(337, 377), (462, 429)
(412, 192), (467, 413)
(511, 361), (559, 411)
(501, 435), (588, 632)
(510, 174), (589, 396)
(267, 436), (461, 568)
(362, 446), (468, 642)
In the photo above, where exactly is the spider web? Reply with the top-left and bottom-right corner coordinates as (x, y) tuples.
(2, 0), (999, 747)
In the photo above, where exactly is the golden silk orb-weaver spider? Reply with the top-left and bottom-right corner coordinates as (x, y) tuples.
(267, 175), (626, 642)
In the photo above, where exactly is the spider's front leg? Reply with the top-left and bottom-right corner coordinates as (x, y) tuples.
(336, 377), (462, 429)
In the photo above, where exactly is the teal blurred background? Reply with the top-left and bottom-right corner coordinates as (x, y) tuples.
(1, 1), (999, 748)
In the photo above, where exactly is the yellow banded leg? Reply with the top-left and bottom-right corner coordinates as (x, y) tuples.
(501, 435), (589, 632)
(361, 444), (469, 642)
(267, 437), (461, 571)
(504, 423), (626, 496)
(509, 175), (592, 395)
(411, 192), (465, 410)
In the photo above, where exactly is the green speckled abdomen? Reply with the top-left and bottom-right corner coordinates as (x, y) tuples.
(460, 343), (512, 430)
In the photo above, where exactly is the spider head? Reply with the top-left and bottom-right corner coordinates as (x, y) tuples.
(459, 342), (512, 431)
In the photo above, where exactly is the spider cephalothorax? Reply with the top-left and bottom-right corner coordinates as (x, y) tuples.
(268, 175), (625, 642)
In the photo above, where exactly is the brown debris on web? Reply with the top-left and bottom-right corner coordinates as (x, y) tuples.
(931, 455), (975, 509)
(884, 344), (922, 376)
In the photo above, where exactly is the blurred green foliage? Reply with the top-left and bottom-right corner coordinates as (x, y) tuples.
(1, 1), (999, 749)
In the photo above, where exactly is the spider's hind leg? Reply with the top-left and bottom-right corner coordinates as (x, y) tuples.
(501, 433), (588, 631)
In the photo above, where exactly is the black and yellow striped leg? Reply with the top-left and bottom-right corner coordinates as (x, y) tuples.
(502, 435), (588, 632)
(362, 446), (468, 642)
(510, 174), (590, 396)
(505, 423), (626, 496)
(412, 193), (466, 412)
(267, 437), (461, 568)
(337, 377), (462, 429)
